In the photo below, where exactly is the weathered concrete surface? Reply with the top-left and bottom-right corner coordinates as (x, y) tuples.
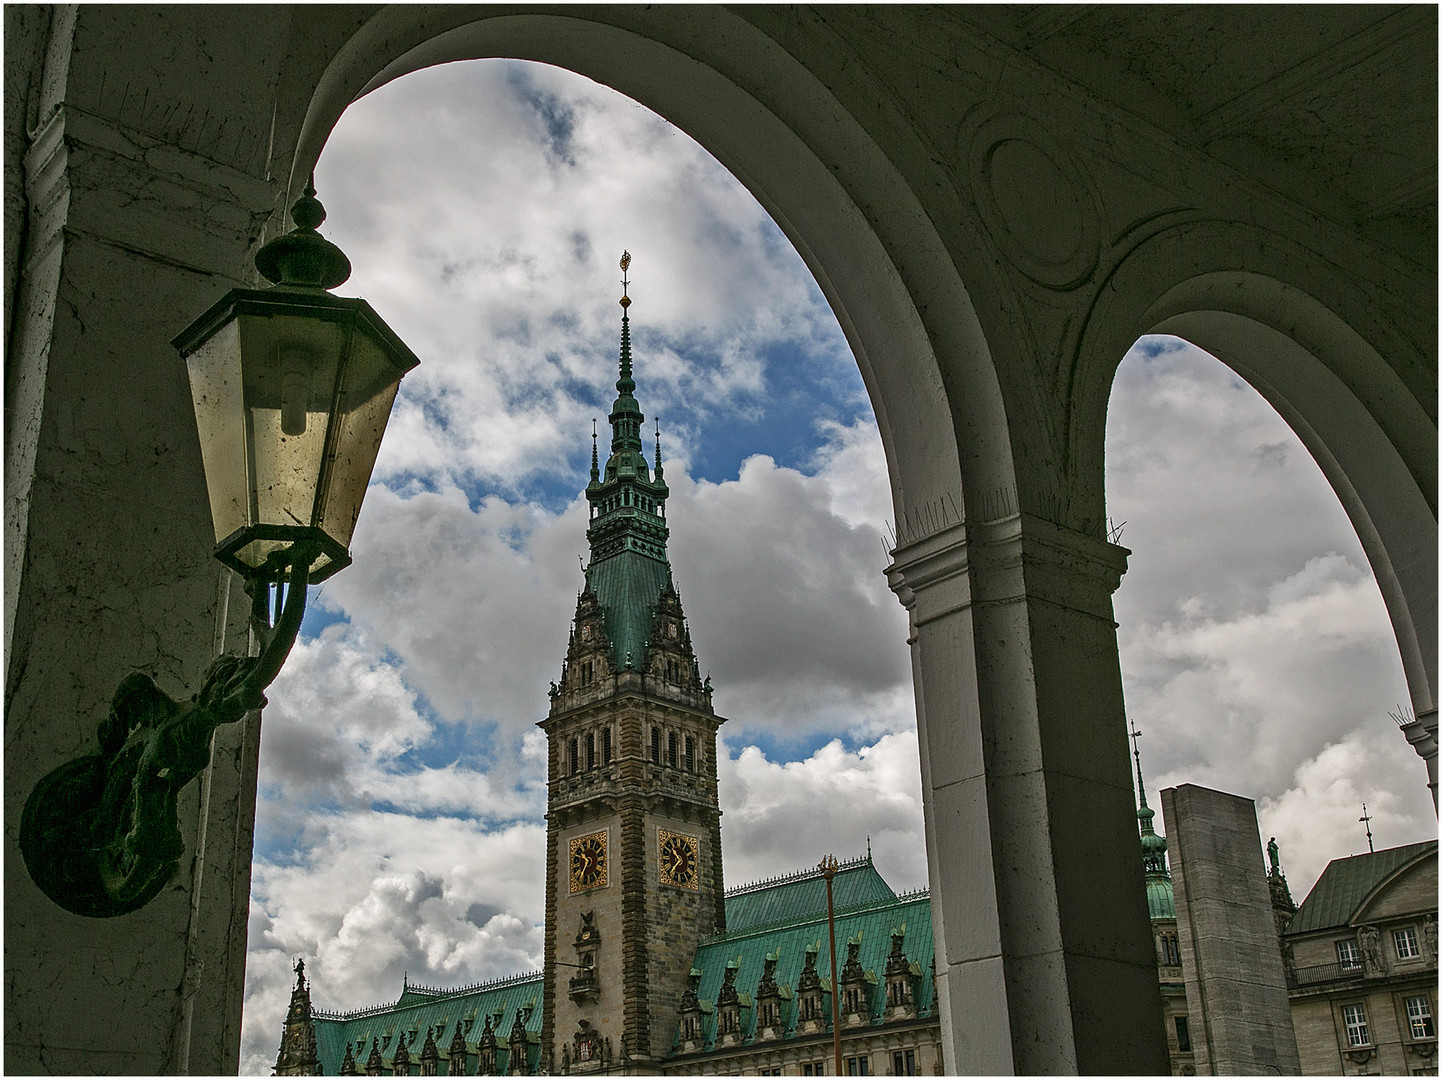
(1163, 784), (1302, 1076)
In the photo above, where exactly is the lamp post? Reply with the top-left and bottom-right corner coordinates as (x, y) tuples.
(820, 853), (843, 1076)
(19, 180), (418, 918)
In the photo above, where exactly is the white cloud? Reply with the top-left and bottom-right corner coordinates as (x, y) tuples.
(1111, 341), (1430, 898)
(241, 813), (546, 1074)
(239, 59), (1432, 1074)
(718, 732), (928, 893)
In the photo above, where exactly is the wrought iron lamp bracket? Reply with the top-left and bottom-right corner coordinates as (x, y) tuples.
(19, 542), (318, 918)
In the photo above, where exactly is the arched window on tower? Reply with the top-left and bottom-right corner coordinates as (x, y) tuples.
(668, 731), (678, 768)
(685, 735), (694, 771)
(650, 726), (660, 762)
(586, 732), (596, 770)
(570, 738), (579, 777)
(602, 727), (613, 765)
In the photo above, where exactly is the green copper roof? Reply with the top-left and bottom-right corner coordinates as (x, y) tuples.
(1130, 729), (1175, 921)
(586, 549), (670, 671)
(312, 971), (543, 1076)
(682, 881), (935, 1052)
(582, 279), (674, 671)
(725, 856), (897, 933)
(1286, 840), (1437, 935)
(1146, 875), (1176, 921)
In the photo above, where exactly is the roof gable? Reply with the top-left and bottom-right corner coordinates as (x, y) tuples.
(1287, 840), (1437, 935)
(725, 856), (897, 933)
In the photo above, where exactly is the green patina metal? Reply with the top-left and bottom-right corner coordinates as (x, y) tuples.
(682, 872), (936, 1051)
(1285, 839), (1437, 935)
(313, 971), (545, 1076)
(724, 855), (898, 934)
(1131, 725), (1176, 921)
(582, 275), (674, 672)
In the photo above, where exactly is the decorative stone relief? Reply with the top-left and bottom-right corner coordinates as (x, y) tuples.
(966, 114), (1102, 291)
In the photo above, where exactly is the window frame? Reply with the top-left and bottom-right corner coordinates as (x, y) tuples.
(1403, 994), (1435, 1040)
(1174, 1015), (1191, 1053)
(1341, 1002), (1371, 1048)
(1394, 926), (1421, 960)
(1336, 939), (1362, 969)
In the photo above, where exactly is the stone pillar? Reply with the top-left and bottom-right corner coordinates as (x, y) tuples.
(889, 512), (1167, 1074)
(4, 100), (273, 1073)
(1161, 784), (1301, 1076)
(1397, 709), (1439, 812)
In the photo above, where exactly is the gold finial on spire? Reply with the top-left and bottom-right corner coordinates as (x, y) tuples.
(619, 250), (631, 309)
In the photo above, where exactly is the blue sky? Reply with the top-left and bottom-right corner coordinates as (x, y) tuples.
(237, 59), (1430, 1073)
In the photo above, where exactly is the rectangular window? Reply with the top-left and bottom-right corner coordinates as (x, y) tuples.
(802, 1063), (825, 1076)
(845, 1055), (870, 1075)
(650, 727), (660, 762)
(602, 727), (612, 765)
(1405, 995), (1435, 1039)
(668, 730), (678, 768)
(1160, 933), (1181, 966)
(1343, 1003), (1371, 1047)
(586, 732), (595, 769)
(1175, 1016), (1191, 1053)
(685, 735), (695, 771)
(581, 660), (593, 686)
(1337, 939), (1362, 969)
(1394, 927), (1421, 959)
(892, 1050), (917, 1076)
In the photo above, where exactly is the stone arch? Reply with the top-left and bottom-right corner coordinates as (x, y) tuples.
(274, 11), (1153, 1075)
(1075, 220), (1437, 722)
(284, 7), (1005, 540)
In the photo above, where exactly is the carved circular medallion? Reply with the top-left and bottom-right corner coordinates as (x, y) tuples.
(968, 115), (1102, 290)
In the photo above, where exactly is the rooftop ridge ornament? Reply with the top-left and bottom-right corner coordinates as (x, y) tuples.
(617, 250), (635, 393)
(19, 180), (418, 917)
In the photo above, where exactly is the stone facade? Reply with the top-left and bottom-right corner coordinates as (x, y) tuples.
(1283, 842), (1438, 1076)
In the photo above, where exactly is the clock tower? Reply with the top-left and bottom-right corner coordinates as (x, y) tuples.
(539, 256), (726, 1074)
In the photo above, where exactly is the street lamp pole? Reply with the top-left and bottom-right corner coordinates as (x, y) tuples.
(820, 854), (842, 1076)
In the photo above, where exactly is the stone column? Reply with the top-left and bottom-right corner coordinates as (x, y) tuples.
(889, 511), (1167, 1074)
(1161, 784), (1301, 1076)
(4, 101), (274, 1074)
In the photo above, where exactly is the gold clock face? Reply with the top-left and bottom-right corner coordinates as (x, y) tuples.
(569, 831), (608, 892)
(658, 830), (700, 889)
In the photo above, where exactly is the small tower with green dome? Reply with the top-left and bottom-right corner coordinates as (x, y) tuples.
(1129, 722), (1195, 1072)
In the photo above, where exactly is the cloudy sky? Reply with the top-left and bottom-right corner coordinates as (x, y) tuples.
(237, 60), (1431, 1072)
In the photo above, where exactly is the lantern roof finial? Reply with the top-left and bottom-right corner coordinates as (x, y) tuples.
(254, 174), (351, 291)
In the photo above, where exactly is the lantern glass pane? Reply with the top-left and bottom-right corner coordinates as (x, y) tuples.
(233, 308), (348, 566)
(314, 323), (407, 552)
(184, 319), (250, 548)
